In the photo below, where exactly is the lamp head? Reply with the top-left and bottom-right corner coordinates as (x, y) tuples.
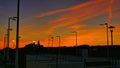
(109, 26), (115, 31)
(105, 23), (108, 25)
(10, 17), (17, 21)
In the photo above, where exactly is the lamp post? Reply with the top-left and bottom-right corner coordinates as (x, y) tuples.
(72, 31), (78, 56)
(7, 17), (16, 61)
(72, 31), (77, 47)
(48, 38), (50, 47)
(100, 23), (109, 58)
(4, 34), (7, 60)
(15, 0), (20, 68)
(48, 35), (51, 47)
(100, 23), (109, 46)
(51, 37), (54, 47)
(56, 36), (60, 47)
(109, 26), (115, 68)
(109, 26), (115, 46)
(56, 36), (60, 68)
(56, 35), (61, 56)
(48, 35), (52, 47)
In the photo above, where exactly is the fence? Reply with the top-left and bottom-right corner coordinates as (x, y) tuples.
(26, 55), (120, 68)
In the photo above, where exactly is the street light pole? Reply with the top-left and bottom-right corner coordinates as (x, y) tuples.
(48, 35), (52, 47)
(4, 34), (7, 60)
(109, 26), (115, 68)
(15, 0), (20, 68)
(48, 38), (50, 47)
(72, 31), (77, 47)
(7, 18), (11, 61)
(56, 36), (60, 68)
(109, 26), (115, 46)
(100, 23), (109, 45)
(51, 37), (54, 47)
(100, 23), (109, 58)
(7, 17), (16, 61)
(72, 31), (78, 56)
(56, 36), (60, 47)
(105, 23), (109, 46)
(111, 30), (113, 45)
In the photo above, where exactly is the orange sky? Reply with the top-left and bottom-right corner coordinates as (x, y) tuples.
(0, 0), (120, 49)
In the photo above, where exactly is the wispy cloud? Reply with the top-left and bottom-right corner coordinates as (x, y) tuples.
(33, 0), (108, 34)
(25, 0), (120, 36)
(67, 24), (86, 30)
(34, 2), (92, 18)
(18, 0), (120, 47)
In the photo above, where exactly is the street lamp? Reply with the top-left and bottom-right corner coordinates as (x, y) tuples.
(4, 34), (7, 60)
(56, 35), (61, 59)
(51, 37), (54, 47)
(7, 17), (17, 61)
(56, 36), (60, 68)
(109, 26), (115, 68)
(72, 31), (78, 47)
(48, 35), (51, 47)
(72, 31), (78, 56)
(48, 38), (50, 47)
(48, 35), (53, 47)
(100, 23), (109, 46)
(100, 23), (109, 58)
(109, 26), (115, 46)
(56, 36), (60, 47)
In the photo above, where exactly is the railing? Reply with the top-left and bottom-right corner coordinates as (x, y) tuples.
(26, 55), (120, 68)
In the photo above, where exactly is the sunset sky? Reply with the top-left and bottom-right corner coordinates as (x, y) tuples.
(0, 0), (120, 49)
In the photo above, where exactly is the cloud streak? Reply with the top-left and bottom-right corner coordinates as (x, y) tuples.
(34, 0), (104, 18)
(108, 0), (114, 24)
(33, 0), (108, 34)
(24, 0), (120, 36)
(17, 0), (120, 48)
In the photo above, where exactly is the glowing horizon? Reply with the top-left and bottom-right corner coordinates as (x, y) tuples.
(0, 0), (120, 49)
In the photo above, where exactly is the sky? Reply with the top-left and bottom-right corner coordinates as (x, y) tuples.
(0, 0), (120, 49)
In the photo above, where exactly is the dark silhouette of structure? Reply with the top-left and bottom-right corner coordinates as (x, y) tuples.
(1, 42), (120, 68)
(7, 17), (16, 61)
(109, 26), (115, 46)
